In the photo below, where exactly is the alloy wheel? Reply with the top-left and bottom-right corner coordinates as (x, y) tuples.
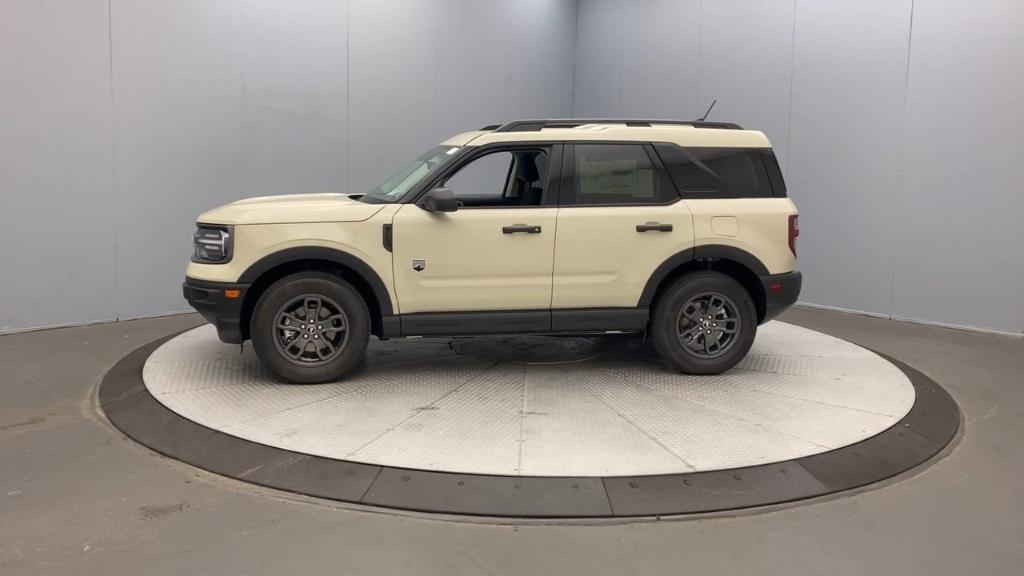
(676, 291), (741, 359)
(272, 294), (350, 366)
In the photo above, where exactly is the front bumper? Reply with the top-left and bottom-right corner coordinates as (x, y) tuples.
(760, 270), (802, 323)
(183, 277), (250, 344)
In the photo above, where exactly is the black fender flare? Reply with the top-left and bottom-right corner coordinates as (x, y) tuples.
(637, 244), (769, 308)
(238, 246), (394, 316)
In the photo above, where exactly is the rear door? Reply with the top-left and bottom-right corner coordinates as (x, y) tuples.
(551, 143), (694, 314)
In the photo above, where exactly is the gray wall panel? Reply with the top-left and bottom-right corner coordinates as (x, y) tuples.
(434, 1), (511, 132)
(241, 1), (348, 198)
(695, 0), (793, 166)
(618, 0), (700, 119)
(787, 0), (912, 317)
(574, 0), (700, 118)
(507, 0), (577, 119)
(347, 0), (442, 195)
(6, 0), (1020, 334)
(573, 0), (627, 117)
(573, 0), (1023, 334)
(894, 0), (1024, 333)
(110, 0), (245, 319)
(0, 0), (117, 331)
(435, 0), (576, 125)
(347, 0), (576, 196)
(1, 0), (576, 332)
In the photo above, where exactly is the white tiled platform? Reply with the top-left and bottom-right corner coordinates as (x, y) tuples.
(143, 322), (916, 477)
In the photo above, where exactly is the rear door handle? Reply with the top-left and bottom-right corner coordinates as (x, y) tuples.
(503, 224), (542, 234)
(636, 222), (673, 232)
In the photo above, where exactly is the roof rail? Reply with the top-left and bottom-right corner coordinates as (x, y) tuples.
(479, 123), (503, 131)
(492, 118), (743, 132)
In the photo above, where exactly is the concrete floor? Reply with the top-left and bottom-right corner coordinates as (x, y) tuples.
(1, 308), (1021, 575)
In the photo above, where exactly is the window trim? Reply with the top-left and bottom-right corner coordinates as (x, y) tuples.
(759, 148), (787, 197)
(559, 142), (682, 208)
(404, 142), (562, 209)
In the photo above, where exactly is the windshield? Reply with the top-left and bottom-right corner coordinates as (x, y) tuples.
(360, 145), (461, 203)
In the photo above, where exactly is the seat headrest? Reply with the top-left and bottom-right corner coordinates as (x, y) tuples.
(516, 154), (540, 182)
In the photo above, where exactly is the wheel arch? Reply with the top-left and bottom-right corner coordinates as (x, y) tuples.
(639, 245), (769, 323)
(238, 247), (393, 339)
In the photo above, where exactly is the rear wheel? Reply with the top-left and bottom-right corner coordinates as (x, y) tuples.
(251, 272), (370, 383)
(650, 271), (757, 374)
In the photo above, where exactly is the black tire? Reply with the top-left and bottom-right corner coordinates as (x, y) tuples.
(250, 271), (370, 384)
(650, 271), (757, 375)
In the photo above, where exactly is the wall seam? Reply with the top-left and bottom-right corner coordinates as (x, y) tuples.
(784, 0), (797, 173)
(617, 0), (629, 114)
(238, 0), (246, 200)
(345, 0), (351, 194)
(694, 0), (703, 116)
(504, 2), (512, 120)
(891, 0), (917, 320)
(570, 0), (580, 117)
(432, 2), (440, 137)
(106, 0), (121, 321)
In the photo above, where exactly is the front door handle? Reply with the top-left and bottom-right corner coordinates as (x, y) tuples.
(503, 224), (542, 234)
(636, 222), (673, 232)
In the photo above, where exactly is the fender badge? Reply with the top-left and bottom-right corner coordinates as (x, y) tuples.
(411, 259), (426, 272)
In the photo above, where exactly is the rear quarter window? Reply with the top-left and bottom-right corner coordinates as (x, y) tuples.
(653, 144), (782, 199)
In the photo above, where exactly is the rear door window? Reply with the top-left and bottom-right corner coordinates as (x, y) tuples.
(565, 144), (676, 206)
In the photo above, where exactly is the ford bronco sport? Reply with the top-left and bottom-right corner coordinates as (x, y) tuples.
(184, 119), (801, 383)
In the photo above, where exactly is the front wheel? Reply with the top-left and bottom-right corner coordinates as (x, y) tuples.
(650, 271), (757, 375)
(250, 272), (370, 383)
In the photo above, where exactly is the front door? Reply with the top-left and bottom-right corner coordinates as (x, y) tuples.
(391, 145), (560, 319)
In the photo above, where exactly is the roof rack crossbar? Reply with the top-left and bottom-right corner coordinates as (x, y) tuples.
(493, 118), (742, 132)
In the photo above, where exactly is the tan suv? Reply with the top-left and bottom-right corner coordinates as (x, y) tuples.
(184, 119), (801, 383)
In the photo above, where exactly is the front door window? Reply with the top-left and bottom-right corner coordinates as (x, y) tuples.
(444, 149), (550, 207)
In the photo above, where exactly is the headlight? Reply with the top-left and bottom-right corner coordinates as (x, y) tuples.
(192, 224), (233, 264)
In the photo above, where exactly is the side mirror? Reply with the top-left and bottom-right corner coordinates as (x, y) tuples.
(418, 187), (459, 213)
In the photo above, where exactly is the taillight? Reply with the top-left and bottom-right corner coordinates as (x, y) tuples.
(788, 214), (799, 256)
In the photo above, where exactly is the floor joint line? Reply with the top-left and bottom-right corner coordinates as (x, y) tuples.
(570, 368), (698, 472)
(345, 360), (502, 459)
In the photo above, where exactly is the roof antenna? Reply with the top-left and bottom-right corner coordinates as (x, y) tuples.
(697, 99), (717, 122)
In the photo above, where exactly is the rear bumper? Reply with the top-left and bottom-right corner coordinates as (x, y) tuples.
(760, 270), (802, 323)
(183, 277), (250, 344)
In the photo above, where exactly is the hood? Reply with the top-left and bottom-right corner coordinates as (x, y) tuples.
(197, 193), (385, 225)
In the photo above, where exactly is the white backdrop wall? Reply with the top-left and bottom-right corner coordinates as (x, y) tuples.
(574, 0), (1024, 336)
(0, 0), (576, 332)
